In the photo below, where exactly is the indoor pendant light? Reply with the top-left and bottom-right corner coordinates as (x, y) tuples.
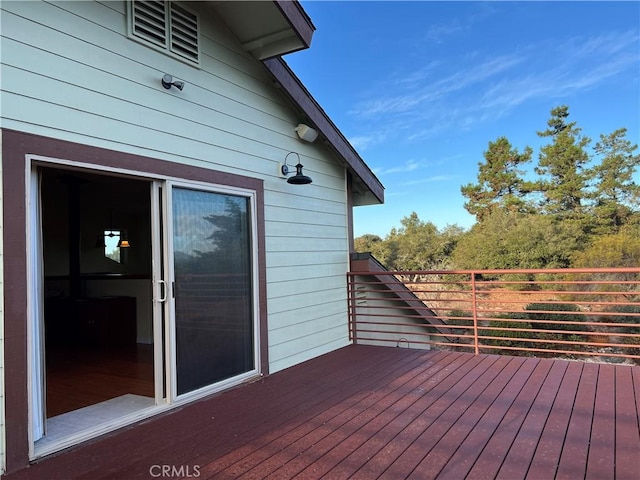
(117, 232), (130, 248)
(98, 208), (131, 248)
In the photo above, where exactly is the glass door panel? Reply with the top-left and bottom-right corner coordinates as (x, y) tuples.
(171, 187), (254, 395)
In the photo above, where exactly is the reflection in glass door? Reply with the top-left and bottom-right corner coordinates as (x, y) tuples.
(170, 187), (255, 396)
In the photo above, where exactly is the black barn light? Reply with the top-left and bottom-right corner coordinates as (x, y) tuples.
(281, 152), (312, 185)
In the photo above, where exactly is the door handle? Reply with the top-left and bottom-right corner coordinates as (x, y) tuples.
(156, 279), (167, 303)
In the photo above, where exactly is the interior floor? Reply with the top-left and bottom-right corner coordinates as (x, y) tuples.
(46, 343), (154, 418)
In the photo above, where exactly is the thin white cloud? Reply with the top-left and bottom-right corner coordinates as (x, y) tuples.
(392, 60), (442, 87)
(348, 134), (380, 151)
(477, 30), (639, 115)
(374, 159), (422, 176)
(426, 20), (465, 44)
(349, 55), (524, 122)
(348, 28), (639, 142)
(572, 29), (639, 57)
(350, 54), (524, 118)
(424, 2), (497, 44)
(400, 175), (455, 186)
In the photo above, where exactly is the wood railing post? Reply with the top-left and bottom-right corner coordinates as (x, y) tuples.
(471, 272), (479, 355)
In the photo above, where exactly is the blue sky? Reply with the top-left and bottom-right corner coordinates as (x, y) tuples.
(285, 1), (640, 238)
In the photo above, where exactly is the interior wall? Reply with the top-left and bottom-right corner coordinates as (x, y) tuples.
(40, 168), (153, 342)
(84, 280), (153, 344)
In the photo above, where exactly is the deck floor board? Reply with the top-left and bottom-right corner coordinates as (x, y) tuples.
(6, 345), (640, 480)
(431, 356), (538, 480)
(615, 366), (640, 480)
(586, 364), (617, 480)
(554, 362), (597, 480)
(527, 361), (584, 479)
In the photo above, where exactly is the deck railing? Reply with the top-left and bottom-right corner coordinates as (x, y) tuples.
(347, 263), (640, 364)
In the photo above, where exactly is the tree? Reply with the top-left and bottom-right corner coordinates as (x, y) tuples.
(452, 210), (586, 270)
(175, 197), (250, 275)
(572, 224), (640, 268)
(354, 233), (395, 265)
(586, 128), (640, 232)
(354, 233), (383, 254)
(535, 105), (591, 219)
(385, 212), (441, 271)
(355, 213), (464, 271)
(461, 136), (533, 221)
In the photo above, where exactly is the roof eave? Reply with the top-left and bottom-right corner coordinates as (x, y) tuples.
(262, 57), (385, 205)
(206, 0), (315, 60)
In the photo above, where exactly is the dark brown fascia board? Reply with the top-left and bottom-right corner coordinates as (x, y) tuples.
(273, 0), (316, 53)
(263, 57), (385, 204)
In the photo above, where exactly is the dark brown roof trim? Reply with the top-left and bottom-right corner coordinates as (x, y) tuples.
(262, 57), (385, 204)
(273, 0), (316, 52)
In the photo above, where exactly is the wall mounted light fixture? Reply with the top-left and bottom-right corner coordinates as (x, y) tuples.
(294, 123), (318, 143)
(161, 74), (185, 91)
(280, 152), (312, 185)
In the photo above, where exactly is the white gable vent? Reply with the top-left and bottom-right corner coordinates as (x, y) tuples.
(129, 1), (200, 65)
(170, 3), (199, 63)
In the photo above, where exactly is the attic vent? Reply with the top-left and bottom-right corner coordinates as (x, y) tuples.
(132, 1), (167, 48)
(129, 1), (199, 65)
(170, 3), (199, 63)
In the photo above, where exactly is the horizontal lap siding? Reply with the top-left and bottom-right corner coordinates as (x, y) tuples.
(0, 1), (351, 376)
(265, 189), (349, 370)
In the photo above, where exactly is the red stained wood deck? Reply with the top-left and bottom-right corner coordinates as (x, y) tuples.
(6, 345), (640, 479)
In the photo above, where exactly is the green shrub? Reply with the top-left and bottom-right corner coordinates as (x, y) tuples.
(607, 304), (640, 330)
(609, 304), (640, 364)
(479, 317), (536, 356)
(523, 302), (587, 332)
(442, 309), (473, 325)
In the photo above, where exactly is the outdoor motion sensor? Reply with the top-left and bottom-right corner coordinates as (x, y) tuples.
(161, 74), (185, 91)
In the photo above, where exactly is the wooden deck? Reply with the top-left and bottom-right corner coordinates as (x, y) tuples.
(6, 345), (640, 479)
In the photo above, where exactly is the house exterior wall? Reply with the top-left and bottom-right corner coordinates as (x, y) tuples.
(351, 275), (432, 350)
(0, 0), (351, 377)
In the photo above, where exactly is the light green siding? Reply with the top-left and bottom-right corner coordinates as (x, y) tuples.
(0, 0), (351, 385)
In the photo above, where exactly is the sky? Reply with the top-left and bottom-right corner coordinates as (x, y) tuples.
(284, 1), (640, 238)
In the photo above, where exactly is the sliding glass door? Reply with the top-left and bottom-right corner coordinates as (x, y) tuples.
(169, 185), (256, 396)
(30, 166), (260, 456)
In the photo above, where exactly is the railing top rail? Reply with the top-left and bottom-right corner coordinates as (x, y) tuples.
(348, 267), (640, 276)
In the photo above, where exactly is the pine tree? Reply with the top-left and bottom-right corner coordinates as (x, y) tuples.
(535, 105), (590, 219)
(587, 128), (640, 232)
(461, 136), (533, 221)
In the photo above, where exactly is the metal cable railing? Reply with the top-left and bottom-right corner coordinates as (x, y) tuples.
(347, 267), (640, 364)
